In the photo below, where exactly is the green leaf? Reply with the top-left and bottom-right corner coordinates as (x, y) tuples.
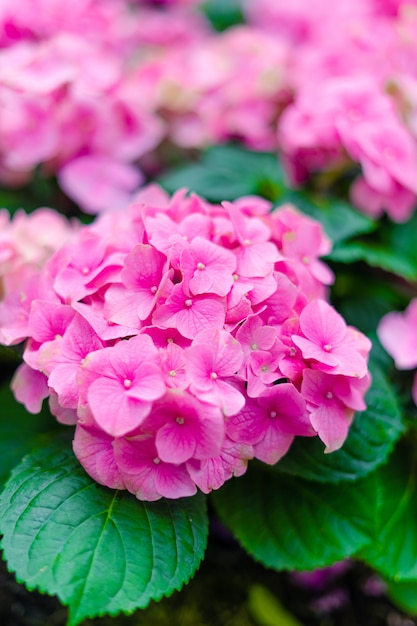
(0, 440), (208, 626)
(0, 380), (60, 488)
(159, 144), (285, 203)
(0, 173), (58, 215)
(280, 191), (376, 244)
(328, 240), (417, 280)
(213, 445), (417, 579)
(277, 361), (404, 483)
(359, 446), (417, 581)
(385, 578), (417, 615)
(211, 463), (372, 572)
(329, 212), (417, 280)
(202, 0), (244, 31)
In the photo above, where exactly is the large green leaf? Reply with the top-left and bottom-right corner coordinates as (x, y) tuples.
(211, 463), (372, 572)
(359, 446), (417, 581)
(277, 362), (404, 483)
(213, 443), (417, 580)
(0, 440), (208, 626)
(0, 379), (60, 488)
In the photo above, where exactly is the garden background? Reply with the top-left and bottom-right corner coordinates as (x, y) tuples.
(1, 0), (417, 624)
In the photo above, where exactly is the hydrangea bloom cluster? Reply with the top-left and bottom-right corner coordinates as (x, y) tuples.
(244, 0), (417, 221)
(4, 0), (417, 222)
(138, 0), (417, 221)
(378, 300), (417, 405)
(142, 25), (290, 151)
(0, 187), (371, 500)
(0, 0), (208, 212)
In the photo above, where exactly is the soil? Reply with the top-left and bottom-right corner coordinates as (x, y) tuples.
(0, 522), (415, 626)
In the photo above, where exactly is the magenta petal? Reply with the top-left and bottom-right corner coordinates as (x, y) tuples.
(292, 335), (339, 367)
(73, 424), (125, 490)
(129, 364), (167, 402)
(154, 463), (197, 499)
(122, 244), (167, 291)
(88, 378), (152, 436)
(227, 398), (267, 445)
(156, 422), (197, 464)
(254, 427), (294, 465)
(299, 299), (346, 346)
(104, 284), (145, 328)
(199, 379), (245, 416)
(187, 457), (226, 494)
(308, 401), (353, 453)
(176, 297), (226, 339)
(11, 363), (49, 414)
(113, 437), (161, 501)
(48, 363), (80, 409)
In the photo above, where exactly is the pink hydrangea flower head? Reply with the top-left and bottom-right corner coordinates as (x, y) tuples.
(0, 185), (371, 500)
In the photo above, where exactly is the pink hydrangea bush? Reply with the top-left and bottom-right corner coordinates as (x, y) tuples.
(142, 25), (290, 151)
(0, 0), (209, 212)
(2, 0), (417, 222)
(0, 187), (371, 500)
(243, 0), (417, 221)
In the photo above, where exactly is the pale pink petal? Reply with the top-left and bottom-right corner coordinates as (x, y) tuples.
(309, 401), (354, 453)
(48, 392), (77, 425)
(73, 423), (125, 490)
(378, 302), (417, 369)
(88, 378), (153, 436)
(154, 463), (197, 499)
(253, 427), (294, 465)
(156, 422), (197, 464)
(58, 155), (143, 214)
(48, 362), (81, 409)
(186, 457), (226, 493)
(11, 363), (49, 414)
(180, 237), (236, 296)
(299, 299), (346, 346)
